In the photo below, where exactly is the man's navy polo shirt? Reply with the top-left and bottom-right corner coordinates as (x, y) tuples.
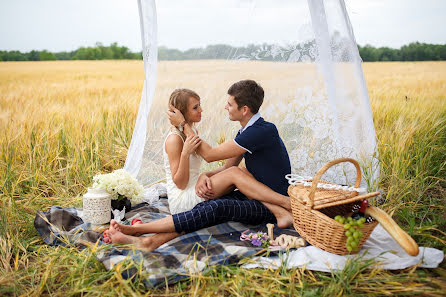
(234, 117), (291, 196)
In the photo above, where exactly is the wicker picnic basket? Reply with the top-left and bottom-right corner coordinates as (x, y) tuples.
(288, 158), (379, 255)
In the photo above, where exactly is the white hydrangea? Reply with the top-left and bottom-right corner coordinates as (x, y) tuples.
(92, 169), (143, 204)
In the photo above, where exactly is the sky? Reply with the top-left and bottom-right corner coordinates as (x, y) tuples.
(0, 0), (445, 52)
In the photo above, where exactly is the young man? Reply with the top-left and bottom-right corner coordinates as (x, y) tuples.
(108, 80), (293, 251)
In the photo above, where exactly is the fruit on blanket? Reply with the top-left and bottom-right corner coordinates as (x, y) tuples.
(102, 230), (111, 243)
(131, 218), (142, 225)
(334, 215), (366, 253)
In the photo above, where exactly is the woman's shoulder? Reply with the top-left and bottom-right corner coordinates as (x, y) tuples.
(164, 129), (184, 152)
(166, 127), (185, 141)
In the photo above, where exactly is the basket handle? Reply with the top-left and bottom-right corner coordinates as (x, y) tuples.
(308, 158), (362, 208)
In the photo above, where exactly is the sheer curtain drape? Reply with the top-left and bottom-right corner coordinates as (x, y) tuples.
(125, 0), (379, 191)
(124, 0), (157, 177)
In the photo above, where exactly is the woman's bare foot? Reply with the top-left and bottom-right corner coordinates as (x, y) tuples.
(108, 224), (139, 245)
(110, 219), (139, 236)
(108, 224), (168, 252)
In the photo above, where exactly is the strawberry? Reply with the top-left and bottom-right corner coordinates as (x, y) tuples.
(131, 218), (142, 225)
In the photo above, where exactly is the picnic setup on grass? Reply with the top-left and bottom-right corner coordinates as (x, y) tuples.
(33, 0), (443, 288)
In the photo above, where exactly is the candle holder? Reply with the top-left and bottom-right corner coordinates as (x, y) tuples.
(83, 188), (111, 225)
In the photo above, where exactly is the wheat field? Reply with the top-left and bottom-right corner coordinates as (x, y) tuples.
(0, 61), (445, 295)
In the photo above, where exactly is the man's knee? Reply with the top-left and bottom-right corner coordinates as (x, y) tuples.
(226, 166), (249, 178)
(239, 166), (253, 178)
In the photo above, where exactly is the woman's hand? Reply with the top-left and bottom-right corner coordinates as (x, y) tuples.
(167, 104), (186, 127)
(182, 135), (201, 156)
(195, 174), (214, 199)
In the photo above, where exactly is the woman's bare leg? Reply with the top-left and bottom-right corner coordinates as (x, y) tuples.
(108, 223), (180, 252)
(208, 166), (291, 210)
(109, 216), (176, 236)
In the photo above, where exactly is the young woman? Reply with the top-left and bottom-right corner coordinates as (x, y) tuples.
(103, 89), (204, 243)
(163, 89), (205, 214)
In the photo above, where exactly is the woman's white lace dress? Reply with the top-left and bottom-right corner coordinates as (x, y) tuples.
(163, 130), (205, 214)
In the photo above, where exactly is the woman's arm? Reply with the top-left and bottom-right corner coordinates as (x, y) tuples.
(167, 106), (246, 162)
(165, 134), (201, 190)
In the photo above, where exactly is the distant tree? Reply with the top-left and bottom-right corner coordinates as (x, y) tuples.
(28, 50), (41, 61)
(72, 47), (96, 60)
(39, 50), (56, 61)
(438, 44), (446, 60)
(358, 45), (379, 62)
(376, 47), (400, 61)
(158, 46), (185, 60)
(96, 42), (113, 59)
(54, 51), (74, 60)
(110, 42), (132, 59)
(400, 42), (433, 61)
(0, 50), (27, 61)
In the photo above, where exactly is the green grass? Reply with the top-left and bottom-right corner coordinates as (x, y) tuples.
(0, 61), (445, 296)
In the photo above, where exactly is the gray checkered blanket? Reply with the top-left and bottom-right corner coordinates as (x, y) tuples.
(34, 198), (300, 288)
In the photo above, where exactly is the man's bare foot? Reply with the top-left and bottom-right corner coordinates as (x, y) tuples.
(108, 224), (161, 252)
(282, 198), (292, 211)
(262, 202), (294, 228)
(275, 209), (294, 229)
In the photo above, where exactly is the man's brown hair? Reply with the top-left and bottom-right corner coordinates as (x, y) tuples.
(227, 80), (264, 114)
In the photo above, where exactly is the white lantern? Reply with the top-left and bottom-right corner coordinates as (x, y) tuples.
(83, 188), (111, 224)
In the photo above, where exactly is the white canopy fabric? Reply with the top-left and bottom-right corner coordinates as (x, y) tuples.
(125, 0), (379, 190)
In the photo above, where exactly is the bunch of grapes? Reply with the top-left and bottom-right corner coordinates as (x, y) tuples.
(334, 215), (366, 252)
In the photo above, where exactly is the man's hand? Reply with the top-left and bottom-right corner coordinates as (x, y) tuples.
(195, 174), (214, 200)
(182, 135), (201, 156)
(166, 104), (186, 127)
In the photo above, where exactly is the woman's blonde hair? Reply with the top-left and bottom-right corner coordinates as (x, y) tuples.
(169, 89), (200, 119)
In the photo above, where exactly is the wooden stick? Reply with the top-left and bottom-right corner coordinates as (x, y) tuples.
(266, 223), (275, 242)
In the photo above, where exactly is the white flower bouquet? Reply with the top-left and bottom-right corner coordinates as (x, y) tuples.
(92, 169), (143, 204)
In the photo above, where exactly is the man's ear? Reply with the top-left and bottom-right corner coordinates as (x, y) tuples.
(242, 105), (251, 116)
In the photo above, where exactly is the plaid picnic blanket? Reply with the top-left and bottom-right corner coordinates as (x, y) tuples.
(34, 198), (301, 288)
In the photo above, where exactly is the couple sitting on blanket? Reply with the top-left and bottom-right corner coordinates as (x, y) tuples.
(105, 79), (294, 251)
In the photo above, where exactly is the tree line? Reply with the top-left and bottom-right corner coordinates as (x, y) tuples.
(0, 42), (140, 61)
(358, 43), (446, 61)
(1, 42), (445, 62)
